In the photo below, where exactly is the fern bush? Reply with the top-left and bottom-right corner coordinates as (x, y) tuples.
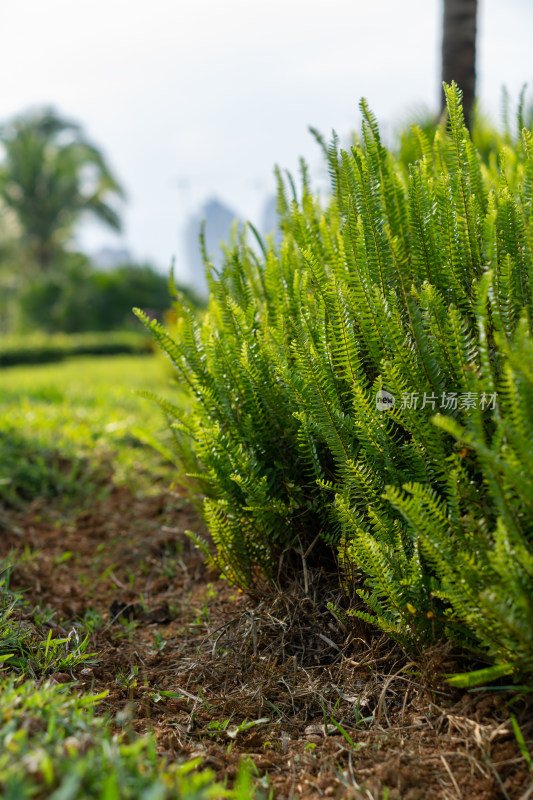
(139, 84), (533, 680)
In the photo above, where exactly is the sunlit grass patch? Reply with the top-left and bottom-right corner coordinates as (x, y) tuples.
(0, 354), (186, 500)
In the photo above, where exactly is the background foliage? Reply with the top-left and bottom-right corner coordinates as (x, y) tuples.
(0, 107), (203, 338)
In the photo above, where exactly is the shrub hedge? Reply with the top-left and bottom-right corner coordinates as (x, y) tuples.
(0, 331), (153, 367)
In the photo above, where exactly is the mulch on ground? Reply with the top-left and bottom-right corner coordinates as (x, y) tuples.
(1, 485), (532, 799)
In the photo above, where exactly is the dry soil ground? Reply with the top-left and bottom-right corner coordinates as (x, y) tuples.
(2, 485), (532, 799)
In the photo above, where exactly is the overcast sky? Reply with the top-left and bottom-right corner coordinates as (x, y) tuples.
(2, 0), (532, 285)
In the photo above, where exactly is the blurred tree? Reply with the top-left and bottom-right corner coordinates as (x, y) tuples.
(0, 108), (124, 271)
(12, 261), (206, 334)
(441, 0), (478, 129)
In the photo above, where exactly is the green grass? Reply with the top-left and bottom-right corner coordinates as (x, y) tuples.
(0, 675), (231, 800)
(0, 562), (255, 799)
(0, 567), (240, 799)
(0, 353), (259, 799)
(0, 353), (184, 505)
(0, 561), (97, 678)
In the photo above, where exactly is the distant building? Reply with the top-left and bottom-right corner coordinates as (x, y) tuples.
(91, 247), (133, 270)
(260, 195), (282, 246)
(184, 197), (240, 297)
(261, 195), (278, 237)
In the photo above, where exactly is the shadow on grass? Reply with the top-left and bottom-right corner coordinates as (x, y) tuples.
(0, 428), (109, 511)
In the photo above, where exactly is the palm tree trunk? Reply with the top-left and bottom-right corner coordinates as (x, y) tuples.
(441, 0), (478, 129)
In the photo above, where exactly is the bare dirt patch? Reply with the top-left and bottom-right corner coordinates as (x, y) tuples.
(1, 487), (532, 799)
